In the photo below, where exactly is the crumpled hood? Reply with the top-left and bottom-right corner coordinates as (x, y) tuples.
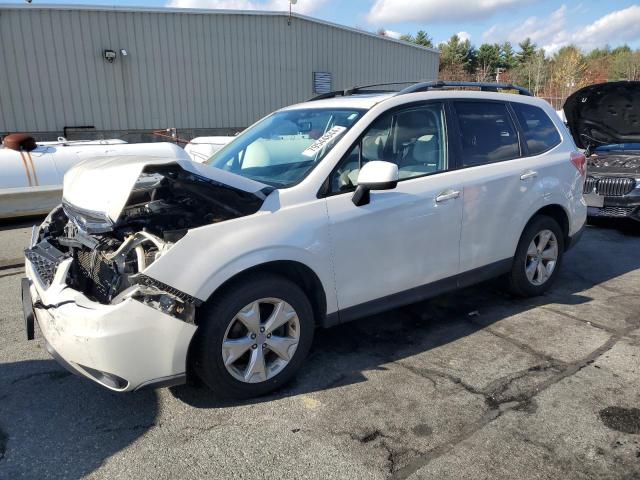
(62, 155), (270, 222)
(564, 81), (640, 149)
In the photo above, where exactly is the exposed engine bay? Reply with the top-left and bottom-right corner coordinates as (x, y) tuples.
(26, 165), (267, 321)
(587, 153), (640, 175)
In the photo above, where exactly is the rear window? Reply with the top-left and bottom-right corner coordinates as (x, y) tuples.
(512, 102), (561, 156)
(453, 101), (520, 167)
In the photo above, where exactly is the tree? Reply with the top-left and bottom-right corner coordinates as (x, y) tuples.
(414, 30), (434, 48)
(611, 45), (632, 56)
(398, 30), (433, 48)
(476, 43), (501, 81)
(500, 42), (517, 70)
(610, 49), (640, 80)
(376, 28), (387, 37)
(511, 48), (548, 96)
(439, 34), (476, 79)
(518, 38), (537, 64)
(548, 45), (587, 104)
(585, 46), (611, 61)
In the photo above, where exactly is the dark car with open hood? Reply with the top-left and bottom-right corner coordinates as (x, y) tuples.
(565, 81), (640, 221)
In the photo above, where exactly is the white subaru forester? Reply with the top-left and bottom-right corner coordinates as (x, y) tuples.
(23, 81), (587, 398)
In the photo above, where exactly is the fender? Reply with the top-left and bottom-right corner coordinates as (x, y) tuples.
(190, 245), (336, 312)
(143, 198), (338, 314)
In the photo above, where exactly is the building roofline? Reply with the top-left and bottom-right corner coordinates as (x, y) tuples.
(0, 3), (440, 54)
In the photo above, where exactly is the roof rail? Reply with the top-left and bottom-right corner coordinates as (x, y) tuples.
(396, 81), (533, 96)
(308, 81), (419, 101)
(308, 80), (534, 102)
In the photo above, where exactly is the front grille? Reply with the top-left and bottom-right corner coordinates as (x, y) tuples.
(25, 251), (58, 287)
(584, 176), (636, 196)
(73, 249), (120, 303)
(25, 241), (68, 288)
(584, 176), (597, 194)
(589, 206), (635, 218)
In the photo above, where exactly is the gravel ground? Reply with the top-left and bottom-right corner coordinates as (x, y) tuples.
(0, 218), (639, 480)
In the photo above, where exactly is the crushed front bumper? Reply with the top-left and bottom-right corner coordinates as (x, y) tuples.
(23, 256), (197, 392)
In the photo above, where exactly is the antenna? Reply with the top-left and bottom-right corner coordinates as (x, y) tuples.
(288, 0), (297, 26)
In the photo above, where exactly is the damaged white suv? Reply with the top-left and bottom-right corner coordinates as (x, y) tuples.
(23, 81), (587, 398)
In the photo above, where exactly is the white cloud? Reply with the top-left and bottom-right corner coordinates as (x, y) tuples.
(482, 4), (640, 54)
(576, 5), (640, 49)
(384, 29), (402, 39)
(481, 25), (499, 42)
(367, 0), (526, 24)
(456, 31), (471, 42)
(166, 0), (324, 15)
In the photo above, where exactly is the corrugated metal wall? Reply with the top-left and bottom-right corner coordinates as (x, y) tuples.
(0, 6), (439, 135)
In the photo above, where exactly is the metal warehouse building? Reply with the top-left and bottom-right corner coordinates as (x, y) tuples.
(0, 4), (439, 141)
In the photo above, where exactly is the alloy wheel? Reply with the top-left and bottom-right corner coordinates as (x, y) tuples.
(525, 229), (558, 286)
(221, 298), (300, 383)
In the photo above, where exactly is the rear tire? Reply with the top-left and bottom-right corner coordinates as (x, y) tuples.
(506, 215), (564, 297)
(192, 273), (314, 399)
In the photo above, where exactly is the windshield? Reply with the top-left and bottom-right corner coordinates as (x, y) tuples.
(206, 108), (365, 187)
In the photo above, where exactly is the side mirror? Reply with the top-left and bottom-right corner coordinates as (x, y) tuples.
(352, 161), (399, 206)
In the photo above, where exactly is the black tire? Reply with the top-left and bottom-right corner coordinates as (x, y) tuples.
(192, 273), (314, 399)
(506, 215), (565, 297)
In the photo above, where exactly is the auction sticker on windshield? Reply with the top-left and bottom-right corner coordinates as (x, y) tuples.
(301, 126), (346, 157)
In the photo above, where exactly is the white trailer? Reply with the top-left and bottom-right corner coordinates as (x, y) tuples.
(0, 136), (190, 219)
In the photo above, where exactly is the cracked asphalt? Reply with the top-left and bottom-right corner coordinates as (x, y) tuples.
(0, 217), (639, 479)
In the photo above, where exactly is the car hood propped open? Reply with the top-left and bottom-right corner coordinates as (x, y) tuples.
(62, 155), (272, 223)
(564, 81), (640, 150)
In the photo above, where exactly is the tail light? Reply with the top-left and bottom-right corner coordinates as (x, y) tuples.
(570, 151), (586, 177)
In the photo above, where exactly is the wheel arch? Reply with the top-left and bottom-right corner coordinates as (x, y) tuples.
(185, 259), (329, 386)
(198, 260), (328, 328)
(525, 204), (571, 250)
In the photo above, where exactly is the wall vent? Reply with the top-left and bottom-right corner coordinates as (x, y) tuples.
(313, 72), (332, 94)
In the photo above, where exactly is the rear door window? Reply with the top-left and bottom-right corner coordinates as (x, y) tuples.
(511, 102), (561, 155)
(452, 101), (520, 167)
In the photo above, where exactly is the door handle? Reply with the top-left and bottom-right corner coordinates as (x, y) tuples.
(435, 189), (460, 203)
(520, 170), (538, 180)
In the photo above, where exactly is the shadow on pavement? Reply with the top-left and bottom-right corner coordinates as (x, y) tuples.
(0, 359), (157, 480)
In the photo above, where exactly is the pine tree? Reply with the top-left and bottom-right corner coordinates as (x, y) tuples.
(518, 38), (537, 64)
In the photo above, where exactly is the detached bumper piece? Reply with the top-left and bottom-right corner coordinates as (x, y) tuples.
(25, 240), (69, 288)
(21, 278), (35, 340)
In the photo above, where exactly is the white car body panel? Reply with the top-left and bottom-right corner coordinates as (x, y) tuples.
(0, 140), (190, 219)
(144, 193), (339, 313)
(326, 171), (463, 310)
(458, 147), (567, 271)
(23, 89), (587, 391)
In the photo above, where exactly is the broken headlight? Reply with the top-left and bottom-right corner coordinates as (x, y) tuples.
(112, 278), (199, 323)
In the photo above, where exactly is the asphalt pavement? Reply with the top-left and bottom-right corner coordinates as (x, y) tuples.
(0, 217), (639, 479)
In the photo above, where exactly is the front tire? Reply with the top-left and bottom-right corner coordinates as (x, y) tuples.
(192, 274), (314, 399)
(506, 215), (565, 297)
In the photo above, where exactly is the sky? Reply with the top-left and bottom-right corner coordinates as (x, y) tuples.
(5, 0), (640, 54)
